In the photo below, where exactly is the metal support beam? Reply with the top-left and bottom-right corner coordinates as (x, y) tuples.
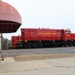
(0, 34), (4, 61)
(0, 0), (4, 61)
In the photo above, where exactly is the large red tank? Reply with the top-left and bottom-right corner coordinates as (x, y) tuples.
(0, 1), (22, 33)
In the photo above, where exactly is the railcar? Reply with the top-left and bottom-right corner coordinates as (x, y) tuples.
(11, 36), (22, 48)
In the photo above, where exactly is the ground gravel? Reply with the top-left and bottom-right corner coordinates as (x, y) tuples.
(3, 47), (75, 57)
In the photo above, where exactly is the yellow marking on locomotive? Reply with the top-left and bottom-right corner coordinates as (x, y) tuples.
(52, 33), (56, 35)
(38, 33), (44, 34)
(45, 33), (51, 35)
(40, 40), (41, 42)
(66, 34), (70, 36)
(25, 40), (28, 42)
(38, 33), (51, 35)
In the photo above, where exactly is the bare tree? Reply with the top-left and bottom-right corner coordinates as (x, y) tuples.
(2, 38), (11, 50)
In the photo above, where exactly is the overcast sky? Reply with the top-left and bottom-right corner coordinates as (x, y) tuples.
(2, 0), (75, 39)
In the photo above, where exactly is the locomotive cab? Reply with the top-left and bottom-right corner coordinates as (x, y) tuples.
(65, 29), (71, 35)
(63, 29), (72, 46)
(63, 29), (71, 37)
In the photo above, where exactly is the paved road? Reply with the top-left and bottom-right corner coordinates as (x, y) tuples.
(0, 57), (75, 75)
(3, 47), (75, 57)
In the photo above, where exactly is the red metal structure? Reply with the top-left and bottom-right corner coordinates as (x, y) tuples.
(0, 1), (22, 33)
(11, 28), (75, 48)
(0, 0), (22, 60)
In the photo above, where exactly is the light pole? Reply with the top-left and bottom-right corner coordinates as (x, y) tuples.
(0, 0), (4, 61)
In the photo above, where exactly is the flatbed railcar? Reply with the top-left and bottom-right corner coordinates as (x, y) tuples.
(11, 28), (75, 48)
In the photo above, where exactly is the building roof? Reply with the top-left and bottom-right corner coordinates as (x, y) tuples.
(0, 1), (22, 33)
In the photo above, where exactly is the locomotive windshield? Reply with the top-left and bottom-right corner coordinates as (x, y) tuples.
(65, 30), (71, 34)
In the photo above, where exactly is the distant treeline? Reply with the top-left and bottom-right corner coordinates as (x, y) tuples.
(2, 37), (11, 50)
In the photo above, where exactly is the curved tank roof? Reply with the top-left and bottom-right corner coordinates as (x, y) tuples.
(0, 1), (22, 33)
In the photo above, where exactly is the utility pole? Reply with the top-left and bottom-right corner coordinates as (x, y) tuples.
(0, 0), (4, 61)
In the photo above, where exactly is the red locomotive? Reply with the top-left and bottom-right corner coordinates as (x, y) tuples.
(11, 28), (75, 48)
